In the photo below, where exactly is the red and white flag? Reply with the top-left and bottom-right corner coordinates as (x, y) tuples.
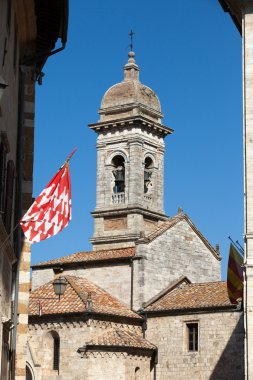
(20, 150), (76, 244)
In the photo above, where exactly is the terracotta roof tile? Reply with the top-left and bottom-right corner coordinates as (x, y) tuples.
(145, 282), (234, 312)
(32, 247), (135, 267)
(86, 328), (156, 350)
(29, 275), (141, 319)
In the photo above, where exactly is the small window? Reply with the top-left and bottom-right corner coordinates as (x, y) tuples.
(53, 333), (60, 371)
(135, 367), (140, 380)
(186, 322), (198, 352)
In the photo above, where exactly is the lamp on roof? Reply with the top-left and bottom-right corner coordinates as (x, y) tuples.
(53, 276), (67, 300)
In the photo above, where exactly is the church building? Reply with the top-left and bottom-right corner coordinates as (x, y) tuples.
(26, 52), (244, 380)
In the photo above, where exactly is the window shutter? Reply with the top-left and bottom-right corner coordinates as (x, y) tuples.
(4, 160), (15, 234)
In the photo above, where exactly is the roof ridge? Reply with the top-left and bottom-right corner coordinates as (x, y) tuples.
(144, 281), (234, 313)
(87, 327), (156, 349)
(137, 212), (221, 261)
(182, 213), (221, 260)
(142, 276), (191, 309)
(64, 276), (87, 306)
(137, 214), (183, 244)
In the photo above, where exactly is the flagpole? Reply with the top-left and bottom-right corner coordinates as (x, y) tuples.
(60, 147), (77, 168)
(236, 240), (245, 254)
(228, 236), (244, 256)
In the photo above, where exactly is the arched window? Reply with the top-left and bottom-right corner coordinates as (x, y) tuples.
(112, 155), (125, 193)
(144, 157), (153, 194)
(26, 364), (34, 380)
(135, 367), (140, 380)
(52, 332), (60, 371)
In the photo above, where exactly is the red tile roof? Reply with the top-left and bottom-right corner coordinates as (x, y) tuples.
(144, 281), (235, 312)
(86, 328), (156, 350)
(29, 275), (141, 319)
(32, 247), (135, 267)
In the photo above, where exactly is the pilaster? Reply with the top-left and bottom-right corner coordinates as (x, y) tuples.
(243, 5), (253, 379)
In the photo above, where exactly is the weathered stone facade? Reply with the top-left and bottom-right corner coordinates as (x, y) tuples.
(133, 215), (221, 309)
(27, 318), (147, 380)
(27, 51), (245, 380)
(218, 2), (253, 377)
(90, 52), (173, 251)
(0, 1), (36, 378)
(146, 311), (244, 380)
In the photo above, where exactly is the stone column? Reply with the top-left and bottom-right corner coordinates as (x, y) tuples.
(15, 241), (31, 380)
(243, 5), (253, 379)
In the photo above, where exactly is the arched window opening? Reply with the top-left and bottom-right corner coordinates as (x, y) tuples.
(144, 157), (153, 195)
(52, 332), (60, 371)
(135, 367), (140, 380)
(26, 364), (34, 380)
(112, 155), (125, 194)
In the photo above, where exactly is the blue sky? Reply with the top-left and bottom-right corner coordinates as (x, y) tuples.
(32, 0), (243, 279)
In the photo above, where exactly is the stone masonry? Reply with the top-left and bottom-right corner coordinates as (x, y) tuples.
(146, 311), (244, 380)
(90, 52), (173, 251)
(134, 215), (221, 309)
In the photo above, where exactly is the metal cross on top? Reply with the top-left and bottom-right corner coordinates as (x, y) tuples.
(129, 29), (134, 51)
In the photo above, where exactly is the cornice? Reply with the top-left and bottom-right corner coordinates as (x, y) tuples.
(88, 115), (173, 138)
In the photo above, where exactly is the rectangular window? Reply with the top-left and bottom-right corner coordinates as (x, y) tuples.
(186, 322), (198, 352)
(53, 336), (60, 371)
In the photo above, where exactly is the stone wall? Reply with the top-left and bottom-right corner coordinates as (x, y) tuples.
(32, 268), (54, 290)
(134, 219), (221, 309)
(80, 353), (152, 380)
(92, 125), (167, 250)
(27, 318), (150, 380)
(146, 310), (244, 380)
(0, 1), (36, 378)
(32, 263), (132, 307)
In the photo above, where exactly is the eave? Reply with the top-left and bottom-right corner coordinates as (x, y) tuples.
(141, 304), (240, 318)
(31, 255), (142, 270)
(218, 0), (245, 34)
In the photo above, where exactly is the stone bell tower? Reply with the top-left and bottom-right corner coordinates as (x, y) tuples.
(89, 51), (173, 250)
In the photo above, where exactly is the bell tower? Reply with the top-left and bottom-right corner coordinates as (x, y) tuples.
(89, 51), (173, 250)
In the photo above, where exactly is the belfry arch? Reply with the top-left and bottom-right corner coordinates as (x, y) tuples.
(89, 51), (173, 250)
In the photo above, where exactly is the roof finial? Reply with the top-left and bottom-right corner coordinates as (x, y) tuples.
(129, 29), (134, 52)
